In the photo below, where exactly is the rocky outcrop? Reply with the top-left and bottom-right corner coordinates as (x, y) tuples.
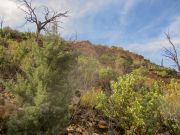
(67, 106), (124, 135)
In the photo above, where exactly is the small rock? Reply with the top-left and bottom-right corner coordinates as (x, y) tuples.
(98, 120), (108, 129)
(76, 127), (83, 134)
(88, 122), (93, 127)
(92, 133), (99, 135)
(67, 125), (75, 133)
(0, 96), (5, 105)
(157, 132), (171, 135)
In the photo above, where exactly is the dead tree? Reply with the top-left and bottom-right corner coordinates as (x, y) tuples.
(0, 16), (4, 36)
(163, 32), (180, 72)
(17, 0), (68, 47)
(161, 58), (164, 67)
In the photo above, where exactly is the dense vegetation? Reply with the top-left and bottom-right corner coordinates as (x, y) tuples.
(82, 70), (180, 134)
(0, 27), (179, 135)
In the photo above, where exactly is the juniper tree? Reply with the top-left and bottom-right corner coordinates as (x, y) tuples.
(7, 37), (76, 135)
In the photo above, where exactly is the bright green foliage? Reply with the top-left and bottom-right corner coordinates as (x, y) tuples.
(161, 79), (180, 135)
(115, 57), (133, 73)
(12, 41), (31, 65)
(96, 72), (163, 134)
(98, 67), (115, 80)
(98, 67), (116, 90)
(133, 67), (148, 76)
(0, 37), (8, 47)
(80, 88), (105, 108)
(7, 38), (76, 135)
(99, 53), (116, 65)
(115, 57), (132, 67)
(156, 70), (168, 77)
(77, 55), (88, 65)
(0, 27), (28, 41)
(0, 45), (18, 80)
(150, 65), (177, 77)
(76, 55), (101, 90)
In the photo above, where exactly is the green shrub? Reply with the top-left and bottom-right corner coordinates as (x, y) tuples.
(99, 53), (116, 65)
(151, 66), (177, 77)
(80, 88), (105, 108)
(133, 67), (148, 76)
(77, 55), (88, 65)
(12, 41), (30, 65)
(98, 67), (116, 90)
(96, 73), (163, 134)
(98, 67), (115, 80)
(156, 70), (168, 77)
(76, 56), (101, 90)
(1, 27), (27, 41)
(0, 37), (8, 47)
(115, 57), (133, 73)
(7, 38), (76, 135)
(160, 79), (180, 135)
(0, 45), (18, 80)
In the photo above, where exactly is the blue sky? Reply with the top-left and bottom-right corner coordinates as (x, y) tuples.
(1, 0), (180, 68)
(61, 0), (180, 68)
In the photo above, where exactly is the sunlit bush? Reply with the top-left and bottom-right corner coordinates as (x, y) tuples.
(115, 57), (133, 73)
(98, 67), (115, 80)
(151, 66), (177, 77)
(99, 53), (116, 65)
(80, 88), (105, 108)
(76, 55), (101, 90)
(98, 67), (116, 90)
(96, 72), (163, 134)
(160, 79), (180, 135)
(1, 27), (27, 41)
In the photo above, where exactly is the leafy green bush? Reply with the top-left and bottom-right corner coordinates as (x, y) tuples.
(160, 79), (180, 135)
(12, 41), (30, 65)
(98, 67), (115, 80)
(0, 45), (18, 80)
(96, 72), (163, 134)
(98, 67), (116, 90)
(80, 88), (104, 108)
(0, 37), (8, 47)
(99, 53), (116, 65)
(7, 38), (76, 134)
(0, 27), (27, 41)
(76, 55), (101, 90)
(158, 71), (167, 77)
(77, 55), (88, 65)
(115, 57), (133, 73)
(151, 66), (177, 77)
(133, 67), (148, 76)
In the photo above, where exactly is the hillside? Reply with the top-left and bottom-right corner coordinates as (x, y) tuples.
(0, 28), (179, 135)
(67, 40), (179, 79)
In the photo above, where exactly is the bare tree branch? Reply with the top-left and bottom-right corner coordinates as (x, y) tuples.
(17, 0), (69, 47)
(163, 32), (180, 72)
(0, 16), (4, 35)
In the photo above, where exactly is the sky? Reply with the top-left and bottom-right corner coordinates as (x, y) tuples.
(0, 0), (180, 68)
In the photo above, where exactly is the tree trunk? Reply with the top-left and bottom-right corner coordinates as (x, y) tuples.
(175, 60), (180, 72)
(35, 26), (43, 47)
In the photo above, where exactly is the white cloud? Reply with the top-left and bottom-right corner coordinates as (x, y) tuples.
(166, 17), (180, 37)
(127, 38), (180, 54)
(122, 0), (141, 15)
(122, 15), (180, 67)
(127, 16), (180, 54)
(0, 0), (23, 26)
(0, 0), (142, 35)
(0, 0), (117, 32)
(60, 0), (143, 36)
